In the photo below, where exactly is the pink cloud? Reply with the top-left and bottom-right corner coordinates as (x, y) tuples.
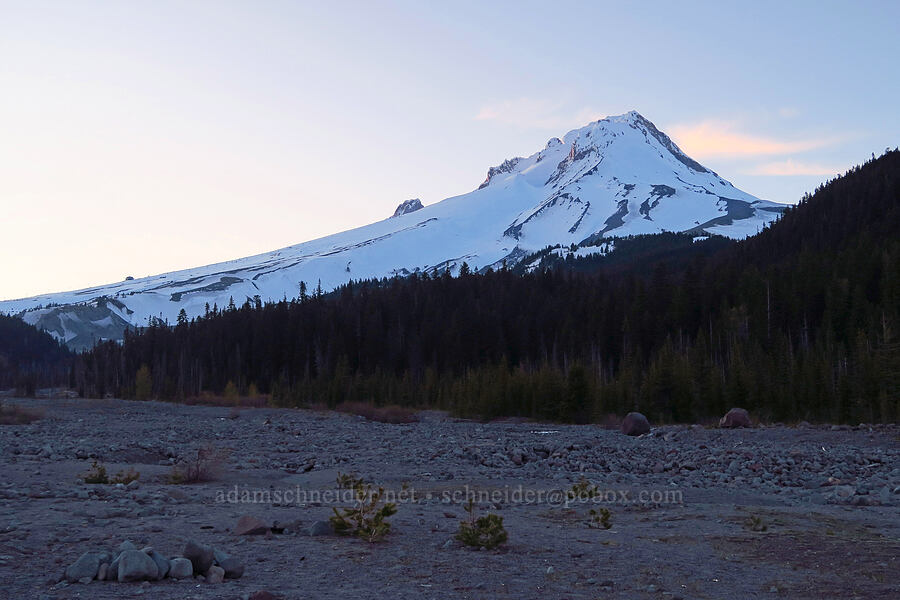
(667, 119), (835, 159)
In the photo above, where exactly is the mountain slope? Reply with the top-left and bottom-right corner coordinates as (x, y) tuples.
(0, 111), (786, 348)
(72, 150), (900, 422)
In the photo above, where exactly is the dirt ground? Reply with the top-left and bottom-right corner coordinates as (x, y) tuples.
(0, 397), (897, 599)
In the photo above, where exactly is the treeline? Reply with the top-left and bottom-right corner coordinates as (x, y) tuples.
(73, 151), (900, 423)
(0, 313), (71, 395)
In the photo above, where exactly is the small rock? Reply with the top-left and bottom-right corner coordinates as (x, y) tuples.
(147, 550), (170, 580)
(183, 540), (214, 575)
(720, 408), (752, 428)
(249, 592), (277, 600)
(234, 515), (269, 536)
(168, 557), (193, 579)
(219, 556), (244, 579)
(833, 485), (856, 500)
(117, 549), (158, 582)
(621, 412), (650, 436)
(65, 552), (101, 583)
(107, 555), (120, 581)
(206, 565), (225, 584)
(307, 521), (333, 536)
(97, 563), (108, 581)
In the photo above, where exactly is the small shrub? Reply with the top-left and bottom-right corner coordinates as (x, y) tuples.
(568, 477), (599, 501)
(134, 365), (152, 401)
(745, 515), (768, 532)
(330, 484), (397, 542)
(335, 402), (418, 424)
(80, 461), (140, 485)
(456, 499), (508, 549)
(168, 444), (226, 484)
(588, 507), (612, 529)
(110, 467), (140, 485)
(81, 460), (109, 484)
(336, 472), (366, 490)
(223, 380), (239, 403)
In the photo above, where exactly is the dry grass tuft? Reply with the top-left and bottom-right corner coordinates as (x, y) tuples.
(0, 401), (43, 425)
(595, 413), (621, 430)
(183, 392), (269, 408)
(335, 402), (418, 424)
(168, 444), (229, 484)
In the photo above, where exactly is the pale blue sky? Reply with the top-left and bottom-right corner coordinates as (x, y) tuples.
(1, 0), (898, 299)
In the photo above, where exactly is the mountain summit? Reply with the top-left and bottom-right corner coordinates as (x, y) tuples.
(1, 112), (786, 348)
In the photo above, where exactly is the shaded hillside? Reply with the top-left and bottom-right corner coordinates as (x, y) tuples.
(75, 151), (900, 423)
(0, 314), (71, 394)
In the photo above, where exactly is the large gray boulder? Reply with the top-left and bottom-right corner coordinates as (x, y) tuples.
(621, 412), (650, 436)
(117, 549), (158, 582)
(720, 408), (752, 428)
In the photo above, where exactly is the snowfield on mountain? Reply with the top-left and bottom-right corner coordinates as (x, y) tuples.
(0, 112), (787, 349)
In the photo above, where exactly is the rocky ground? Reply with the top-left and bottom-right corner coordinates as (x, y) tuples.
(0, 397), (898, 599)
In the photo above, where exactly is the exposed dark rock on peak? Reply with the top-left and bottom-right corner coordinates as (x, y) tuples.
(392, 198), (424, 217)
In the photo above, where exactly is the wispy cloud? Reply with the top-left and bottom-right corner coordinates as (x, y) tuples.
(475, 98), (613, 131)
(777, 107), (800, 119)
(744, 159), (845, 176)
(667, 119), (836, 160)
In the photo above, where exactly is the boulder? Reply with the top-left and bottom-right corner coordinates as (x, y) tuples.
(213, 547), (230, 564)
(206, 565), (225, 584)
(117, 549), (158, 582)
(183, 540), (214, 574)
(147, 549), (170, 580)
(168, 557), (194, 579)
(65, 552), (101, 583)
(720, 408), (752, 428)
(307, 520), (334, 536)
(218, 556), (245, 579)
(108, 554), (120, 581)
(234, 515), (269, 536)
(620, 412), (650, 436)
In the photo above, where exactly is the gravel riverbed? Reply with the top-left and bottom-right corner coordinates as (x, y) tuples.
(0, 398), (897, 599)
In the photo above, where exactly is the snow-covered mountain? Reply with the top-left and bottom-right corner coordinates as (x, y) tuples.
(1, 111), (787, 349)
